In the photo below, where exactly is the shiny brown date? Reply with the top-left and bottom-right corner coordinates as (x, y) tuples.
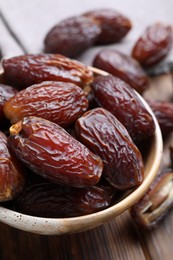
(0, 131), (25, 202)
(91, 75), (155, 142)
(147, 100), (173, 136)
(2, 54), (93, 89)
(0, 83), (18, 122)
(15, 181), (114, 218)
(75, 108), (144, 190)
(130, 170), (173, 229)
(44, 16), (101, 58)
(132, 23), (173, 67)
(3, 81), (88, 127)
(93, 49), (149, 93)
(8, 116), (103, 187)
(82, 8), (132, 44)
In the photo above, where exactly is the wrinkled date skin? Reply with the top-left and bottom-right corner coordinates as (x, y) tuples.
(91, 75), (155, 143)
(93, 49), (149, 93)
(0, 131), (25, 202)
(130, 170), (173, 230)
(75, 108), (144, 190)
(147, 100), (173, 136)
(3, 81), (88, 127)
(44, 16), (101, 58)
(2, 54), (93, 89)
(15, 181), (114, 218)
(132, 23), (173, 67)
(8, 116), (103, 187)
(0, 83), (18, 122)
(82, 8), (132, 44)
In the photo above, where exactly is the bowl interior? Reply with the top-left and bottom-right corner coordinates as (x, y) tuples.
(0, 67), (163, 235)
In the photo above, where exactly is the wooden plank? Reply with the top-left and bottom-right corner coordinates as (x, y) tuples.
(142, 210), (173, 260)
(0, 212), (146, 260)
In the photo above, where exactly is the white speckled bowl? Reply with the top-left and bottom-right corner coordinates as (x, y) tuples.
(0, 68), (163, 235)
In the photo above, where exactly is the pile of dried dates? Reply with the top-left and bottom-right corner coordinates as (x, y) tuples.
(0, 8), (173, 229)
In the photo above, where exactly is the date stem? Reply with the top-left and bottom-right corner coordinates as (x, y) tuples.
(10, 121), (22, 135)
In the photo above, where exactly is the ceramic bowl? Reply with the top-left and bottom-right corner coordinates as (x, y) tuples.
(0, 67), (163, 235)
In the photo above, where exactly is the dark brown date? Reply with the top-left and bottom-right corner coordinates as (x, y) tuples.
(44, 16), (101, 57)
(0, 83), (18, 122)
(3, 81), (88, 127)
(132, 23), (173, 67)
(91, 75), (155, 142)
(0, 131), (25, 202)
(147, 100), (173, 136)
(14, 181), (114, 218)
(75, 108), (144, 190)
(2, 54), (93, 89)
(93, 49), (149, 93)
(8, 116), (103, 187)
(130, 170), (173, 229)
(82, 8), (132, 44)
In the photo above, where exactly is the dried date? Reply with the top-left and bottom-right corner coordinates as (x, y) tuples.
(91, 75), (155, 142)
(132, 23), (173, 67)
(147, 100), (173, 136)
(14, 181), (114, 218)
(0, 131), (25, 202)
(2, 54), (93, 89)
(0, 83), (18, 123)
(44, 16), (101, 57)
(8, 116), (103, 187)
(75, 108), (144, 190)
(130, 170), (173, 229)
(93, 49), (149, 93)
(82, 8), (132, 44)
(3, 81), (88, 127)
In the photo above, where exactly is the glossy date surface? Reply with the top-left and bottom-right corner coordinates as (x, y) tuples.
(91, 75), (155, 142)
(3, 81), (88, 127)
(0, 131), (25, 202)
(132, 23), (173, 67)
(75, 108), (144, 190)
(0, 83), (18, 122)
(93, 49), (149, 93)
(44, 16), (101, 58)
(8, 116), (103, 187)
(15, 181), (114, 218)
(2, 54), (93, 89)
(147, 100), (173, 136)
(83, 8), (132, 44)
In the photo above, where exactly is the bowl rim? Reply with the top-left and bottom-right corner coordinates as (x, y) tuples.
(0, 67), (163, 235)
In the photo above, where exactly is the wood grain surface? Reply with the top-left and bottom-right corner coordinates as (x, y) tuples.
(0, 1), (173, 259)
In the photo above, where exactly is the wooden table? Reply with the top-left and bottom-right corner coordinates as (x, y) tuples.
(0, 1), (173, 259)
